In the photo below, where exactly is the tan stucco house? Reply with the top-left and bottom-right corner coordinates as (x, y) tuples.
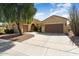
(41, 15), (68, 33)
(16, 15), (69, 33)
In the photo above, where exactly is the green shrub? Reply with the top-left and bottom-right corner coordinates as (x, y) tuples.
(9, 29), (15, 34)
(36, 25), (41, 32)
(4, 29), (9, 34)
(4, 29), (15, 34)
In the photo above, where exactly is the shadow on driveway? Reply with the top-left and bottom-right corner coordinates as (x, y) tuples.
(0, 34), (34, 42)
(37, 32), (66, 36)
(0, 39), (14, 52)
(70, 37), (79, 47)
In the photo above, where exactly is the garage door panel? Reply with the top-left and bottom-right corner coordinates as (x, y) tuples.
(45, 24), (63, 33)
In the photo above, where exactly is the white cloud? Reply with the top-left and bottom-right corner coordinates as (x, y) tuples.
(57, 4), (63, 7)
(49, 8), (67, 16)
(49, 3), (72, 18)
(62, 14), (69, 18)
(34, 12), (45, 17)
(34, 12), (45, 20)
(57, 3), (71, 8)
(50, 9), (54, 12)
(63, 3), (72, 8)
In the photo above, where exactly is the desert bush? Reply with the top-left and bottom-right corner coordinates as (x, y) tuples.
(4, 29), (15, 34)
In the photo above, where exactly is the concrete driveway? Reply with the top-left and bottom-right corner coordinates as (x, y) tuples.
(1, 32), (79, 56)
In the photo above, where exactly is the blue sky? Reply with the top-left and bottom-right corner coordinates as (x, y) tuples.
(34, 3), (79, 21)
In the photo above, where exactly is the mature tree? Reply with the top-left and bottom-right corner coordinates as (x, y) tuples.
(69, 4), (79, 36)
(15, 3), (36, 35)
(0, 3), (36, 35)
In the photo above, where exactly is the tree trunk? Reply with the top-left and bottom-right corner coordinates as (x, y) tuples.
(16, 22), (22, 35)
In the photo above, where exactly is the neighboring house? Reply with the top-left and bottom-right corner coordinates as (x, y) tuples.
(41, 15), (68, 33)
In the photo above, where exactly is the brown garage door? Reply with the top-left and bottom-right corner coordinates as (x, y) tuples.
(45, 24), (63, 33)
